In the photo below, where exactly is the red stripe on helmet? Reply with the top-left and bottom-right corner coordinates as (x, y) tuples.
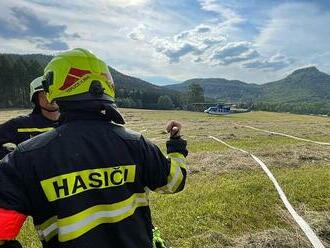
(69, 68), (90, 77)
(60, 75), (79, 90)
(0, 208), (26, 239)
(59, 68), (91, 90)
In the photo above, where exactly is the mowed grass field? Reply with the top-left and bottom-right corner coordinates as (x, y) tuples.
(1, 109), (330, 247)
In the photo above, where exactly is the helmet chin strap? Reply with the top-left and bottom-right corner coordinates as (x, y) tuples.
(40, 106), (59, 113)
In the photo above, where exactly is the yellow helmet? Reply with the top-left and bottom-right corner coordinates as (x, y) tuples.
(43, 48), (115, 102)
(43, 48), (124, 124)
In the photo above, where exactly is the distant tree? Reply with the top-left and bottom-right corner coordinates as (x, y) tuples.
(188, 83), (204, 103)
(157, 95), (174, 109)
(119, 97), (136, 108)
(116, 88), (127, 98)
(173, 92), (188, 109)
(0, 55), (43, 108)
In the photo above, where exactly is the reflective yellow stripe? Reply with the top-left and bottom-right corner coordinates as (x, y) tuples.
(59, 193), (148, 241)
(168, 152), (187, 170)
(155, 152), (187, 193)
(36, 193), (148, 242)
(39, 215), (57, 232)
(17, 127), (54, 133)
(36, 216), (58, 241)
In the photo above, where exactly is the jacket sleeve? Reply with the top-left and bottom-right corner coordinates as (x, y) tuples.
(140, 136), (188, 194)
(0, 120), (19, 159)
(0, 152), (30, 239)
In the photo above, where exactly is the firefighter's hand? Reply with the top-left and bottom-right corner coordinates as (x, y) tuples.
(166, 120), (182, 138)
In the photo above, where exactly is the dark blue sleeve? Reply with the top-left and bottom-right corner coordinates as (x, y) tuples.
(139, 136), (170, 190)
(0, 119), (19, 159)
(0, 152), (31, 215)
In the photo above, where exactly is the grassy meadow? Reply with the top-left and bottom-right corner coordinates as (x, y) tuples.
(1, 109), (329, 247)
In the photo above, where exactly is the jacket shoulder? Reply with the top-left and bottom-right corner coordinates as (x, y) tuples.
(110, 124), (141, 141)
(2, 114), (31, 126)
(17, 129), (58, 152)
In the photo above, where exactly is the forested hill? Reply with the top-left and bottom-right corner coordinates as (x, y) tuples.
(1, 53), (329, 114)
(258, 67), (330, 114)
(0, 54), (46, 107)
(0, 54), (182, 109)
(108, 67), (182, 109)
(166, 67), (330, 115)
(167, 78), (261, 102)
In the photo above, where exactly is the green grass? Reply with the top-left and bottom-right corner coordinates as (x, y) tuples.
(274, 165), (330, 211)
(17, 219), (41, 248)
(18, 164), (330, 247)
(150, 165), (330, 247)
(1, 109), (329, 247)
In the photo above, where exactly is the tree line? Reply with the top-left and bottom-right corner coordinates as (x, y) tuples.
(115, 83), (205, 110)
(0, 55), (43, 108)
(0, 55), (206, 110)
(1, 54), (327, 115)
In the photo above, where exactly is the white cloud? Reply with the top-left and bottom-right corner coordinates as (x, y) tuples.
(107, 0), (151, 7)
(128, 24), (149, 41)
(0, 6), (71, 50)
(203, 37), (226, 47)
(209, 41), (259, 65)
(1, 0), (328, 85)
(130, 0), (261, 67)
(174, 24), (213, 41)
(125, 0), (246, 64)
(256, 2), (330, 65)
(0, 0), (185, 69)
(199, 0), (244, 23)
(128, 23), (227, 63)
(150, 37), (202, 63)
(243, 53), (293, 71)
(195, 25), (212, 33)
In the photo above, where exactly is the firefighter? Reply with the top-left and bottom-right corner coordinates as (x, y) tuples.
(0, 48), (188, 248)
(0, 76), (59, 158)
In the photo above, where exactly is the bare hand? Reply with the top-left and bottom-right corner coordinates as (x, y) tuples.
(166, 120), (182, 138)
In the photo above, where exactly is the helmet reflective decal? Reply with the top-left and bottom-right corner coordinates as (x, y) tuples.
(60, 68), (91, 91)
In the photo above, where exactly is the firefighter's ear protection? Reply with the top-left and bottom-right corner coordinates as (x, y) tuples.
(42, 71), (54, 93)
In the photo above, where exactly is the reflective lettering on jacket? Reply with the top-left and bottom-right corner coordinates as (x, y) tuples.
(41, 165), (136, 202)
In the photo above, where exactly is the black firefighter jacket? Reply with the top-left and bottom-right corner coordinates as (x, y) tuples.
(0, 111), (58, 158)
(0, 113), (188, 248)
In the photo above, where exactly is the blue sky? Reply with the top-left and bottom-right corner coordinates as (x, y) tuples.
(0, 0), (330, 85)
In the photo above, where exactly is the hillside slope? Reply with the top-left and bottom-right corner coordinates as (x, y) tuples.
(166, 67), (330, 114)
(261, 67), (330, 102)
(0, 53), (182, 109)
(167, 78), (261, 102)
